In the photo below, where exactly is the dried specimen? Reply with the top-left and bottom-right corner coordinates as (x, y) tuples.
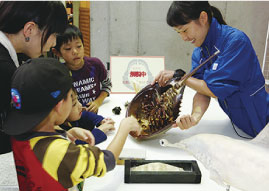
(126, 49), (220, 140)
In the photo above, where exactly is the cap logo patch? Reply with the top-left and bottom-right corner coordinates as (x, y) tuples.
(51, 90), (61, 99)
(11, 88), (21, 109)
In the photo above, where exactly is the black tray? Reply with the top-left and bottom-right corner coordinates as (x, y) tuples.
(124, 160), (201, 184)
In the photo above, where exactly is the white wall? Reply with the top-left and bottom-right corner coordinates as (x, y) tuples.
(90, 1), (269, 72)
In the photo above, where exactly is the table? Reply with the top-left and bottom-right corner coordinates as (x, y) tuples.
(83, 87), (245, 191)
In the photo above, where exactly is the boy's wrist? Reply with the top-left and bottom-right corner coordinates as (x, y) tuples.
(117, 127), (129, 139)
(119, 122), (133, 134)
(94, 99), (102, 107)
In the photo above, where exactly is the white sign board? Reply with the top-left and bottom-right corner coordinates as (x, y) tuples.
(110, 56), (165, 93)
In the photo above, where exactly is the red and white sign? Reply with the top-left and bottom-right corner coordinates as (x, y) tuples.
(110, 56), (165, 93)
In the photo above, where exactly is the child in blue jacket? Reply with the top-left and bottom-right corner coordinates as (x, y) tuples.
(61, 89), (115, 145)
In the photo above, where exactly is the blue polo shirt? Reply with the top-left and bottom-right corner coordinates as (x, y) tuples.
(191, 18), (269, 137)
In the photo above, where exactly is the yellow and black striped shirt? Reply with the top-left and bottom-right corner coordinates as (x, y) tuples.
(12, 130), (115, 190)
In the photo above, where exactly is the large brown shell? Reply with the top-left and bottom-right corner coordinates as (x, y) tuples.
(126, 79), (185, 140)
(126, 50), (220, 140)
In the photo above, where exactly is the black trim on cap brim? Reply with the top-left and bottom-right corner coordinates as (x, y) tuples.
(3, 108), (52, 136)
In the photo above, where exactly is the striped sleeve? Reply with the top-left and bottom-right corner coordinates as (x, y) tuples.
(29, 136), (115, 188)
(101, 74), (112, 95)
(85, 57), (112, 95)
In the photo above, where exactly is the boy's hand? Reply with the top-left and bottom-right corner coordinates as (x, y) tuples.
(106, 116), (141, 159)
(98, 123), (115, 134)
(101, 118), (115, 125)
(86, 100), (101, 113)
(67, 127), (95, 146)
(119, 116), (141, 136)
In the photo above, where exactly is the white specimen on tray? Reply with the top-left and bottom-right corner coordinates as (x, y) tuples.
(131, 162), (184, 172)
(160, 123), (269, 191)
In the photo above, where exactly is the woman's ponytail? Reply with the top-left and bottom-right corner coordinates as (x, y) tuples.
(166, 2), (227, 27)
(210, 6), (227, 25)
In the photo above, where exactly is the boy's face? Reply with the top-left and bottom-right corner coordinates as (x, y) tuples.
(59, 37), (85, 70)
(67, 92), (83, 122)
(56, 89), (73, 125)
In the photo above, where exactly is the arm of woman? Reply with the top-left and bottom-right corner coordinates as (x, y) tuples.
(173, 92), (211, 130)
(185, 77), (217, 98)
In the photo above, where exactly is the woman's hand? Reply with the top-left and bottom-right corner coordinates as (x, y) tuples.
(172, 114), (200, 130)
(67, 127), (95, 146)
(152, 70), (174, 87)
(173, 93), (210, 130)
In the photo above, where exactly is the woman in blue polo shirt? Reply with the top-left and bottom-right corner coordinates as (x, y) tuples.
(154, 1), (269, 137)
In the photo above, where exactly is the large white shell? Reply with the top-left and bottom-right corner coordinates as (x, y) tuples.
(160, 123), (269, 191)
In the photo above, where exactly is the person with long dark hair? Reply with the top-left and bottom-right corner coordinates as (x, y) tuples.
(0, 1), (68, 154)
(154, 1), (269, 138)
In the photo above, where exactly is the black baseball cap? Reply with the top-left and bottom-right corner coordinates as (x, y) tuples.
(3, 58), (73, 135)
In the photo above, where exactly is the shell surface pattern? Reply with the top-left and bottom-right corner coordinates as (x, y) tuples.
(126, 49), (220, 140)
(126, 80), (185, 140)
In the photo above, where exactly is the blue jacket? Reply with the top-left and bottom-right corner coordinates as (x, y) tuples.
(191, 18), (269, 137)
(61, 111), (107, 145)
(72, 111), (107, 145)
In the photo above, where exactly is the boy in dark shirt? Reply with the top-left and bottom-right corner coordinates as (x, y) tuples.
(53, 24), (112, 113)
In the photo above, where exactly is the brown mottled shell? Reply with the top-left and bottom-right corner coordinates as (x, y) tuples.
(126, 79), (185, 140)
(126, 50), (220, 140)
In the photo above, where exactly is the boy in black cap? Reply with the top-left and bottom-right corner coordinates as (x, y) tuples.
(3, 58), (141, 191)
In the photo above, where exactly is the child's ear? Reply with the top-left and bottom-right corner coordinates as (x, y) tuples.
(54, 99), (64, 113)
(52, 48), (62, 57)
